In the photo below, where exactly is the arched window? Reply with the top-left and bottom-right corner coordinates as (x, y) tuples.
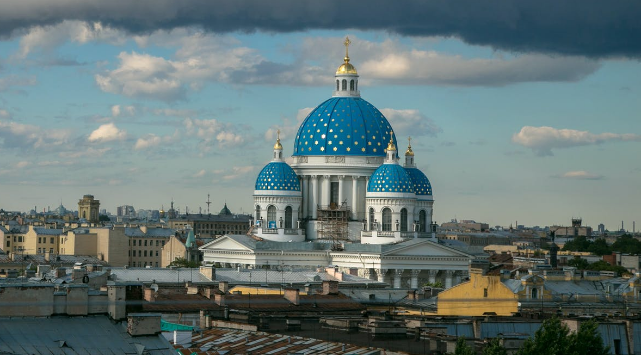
(400, 208), (408, 232)
(336, 80), (339, 91)
(531, 287), (538, 299)
(285, 206), (293, 228)
(350, 80), (354, 90)
(419, 210), (427, 232)
(382, 208), (392, 231)
(355, 81), (358, 91)
(342, 79), (347, 90)
(82, 211), (86, 219)
(267, 205), (276, 224)
(255, 205), (261, 223)
(369, 208), (375, 231)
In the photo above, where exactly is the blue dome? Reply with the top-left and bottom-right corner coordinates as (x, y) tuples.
(405, 167), (433, 196)
(255, 162), (301, 191)
(367, 163), (415, 194)
(293, 97), (397, 156)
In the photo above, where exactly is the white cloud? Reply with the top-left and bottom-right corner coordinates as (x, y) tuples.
(192, 169), (206, 178)
(184, 117), (245, 152)
(512, 126), (641, 156)
(16, 20), (126, 59)
(0, 119), (72, 150)
(59, 147), (110, 159)
(15, 161), (30, 169)
(379, 108), (442, 137)
(264, 107), (312, 143)
(0, 109), (11, 119)
(111, 104), (136, 117)
(553, 171), (604, 180)
(134, 131), (179, 150)
(0, 75), (36, 92)
(87, 123), (127, 143)
(221, 166), (255, 180)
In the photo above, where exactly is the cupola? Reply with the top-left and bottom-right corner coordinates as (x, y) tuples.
(333, 37), (360, 98)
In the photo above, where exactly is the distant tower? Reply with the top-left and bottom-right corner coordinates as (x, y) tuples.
(78, 194), (100, 223)
(572, 218), (582, 237)
(206, 194), (212, 214)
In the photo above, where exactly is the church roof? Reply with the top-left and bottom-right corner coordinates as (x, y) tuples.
(405, 166), (433, 196)
(293, 97), (397, 157)
(367, 163), (415, 194)
(255, 161), (300, 192)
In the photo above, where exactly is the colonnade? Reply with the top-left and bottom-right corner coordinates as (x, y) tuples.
(299, 175), (369, 220)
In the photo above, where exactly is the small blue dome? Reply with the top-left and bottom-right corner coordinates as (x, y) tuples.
(293, 97), (397, 156)
(367, 164), (415, 193)
(405, 167), (433, 196)
(255, 162), (301, 191)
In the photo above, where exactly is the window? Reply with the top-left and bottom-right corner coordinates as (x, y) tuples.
(5, 241), (9, 248)
(382, 208), (392, 231)
(49, 248), (53, 253)
(350, 79), (354, 90)
(336, 80), (339, 91)
(162, 241), (165, 247)
(155, 262), (159, 267)
(355, 81), (358, 91)
(285, 206), (293, 229)
(342, 79), (347, 90)
(267, 205), (276, 224)
(144, 240), (147, 246)
(330, 181), (339, 206)
(255, 205), (261, 222)
(38, 237), (42, 243)
(50, 237), (54, 244)
(156, 240), (159, 247)
(138, 250), (141, 257)
(419, 210), (427, 232)
(38, 248), (41, 254)
(144, 250), (147, 257)
(128, 240), (131, 246)
(531, 288), (538, 299)
(484, 288), (488, 298)
(155, 250), (159, 257)
(18, 236), (23, 242)
(128, 250), (131, 257)
(369, 208), (375, 231)
(400, 208), (408, 232)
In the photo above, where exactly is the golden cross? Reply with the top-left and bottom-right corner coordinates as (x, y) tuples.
(277, 129), (281, 140)
(408, 136), (412, 147)
(344, 36), (351, 59)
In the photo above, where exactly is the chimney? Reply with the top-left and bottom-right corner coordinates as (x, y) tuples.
(214, 292), (226, 306)
(219, 281), (229, 294)
(144, 287), (157, 302)
(284, 288), (300, 305)
(71, 268), (84, 281)
(127, 313), (161, 336)
(322, 280), (339, 295)
(200, 265), (216, 281)
(55, 267), (67, 278)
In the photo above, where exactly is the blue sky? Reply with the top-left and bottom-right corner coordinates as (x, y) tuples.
(0, 2), (640, 230)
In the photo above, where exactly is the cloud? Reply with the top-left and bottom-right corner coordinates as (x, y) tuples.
(220, 166), (255, 181)
(1, 1), (640, 58)
(380, 108), (441, 137)
(184, 117), (245, 152)
(0, 119), (72, 151)
(59, 147), (110, 159)
(134, 131), (179, 150)
(111, 104), (136, 117)
(87, 122), (127, 143)
(553, 171), (604, 180)
(192, 169), (206, 178)
(0, 75), (36, 92)
(440, 141), (456, 147)
(265, 107), (312, 143)
(512, 126), (641, 156)
(0, 109), (11, 119)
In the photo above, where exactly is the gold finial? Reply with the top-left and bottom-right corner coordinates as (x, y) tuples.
(343, 36), (351, 63)
(386, 131), (396, 151)
(273, 129), (283, 150)
(405, 136), (414, 156)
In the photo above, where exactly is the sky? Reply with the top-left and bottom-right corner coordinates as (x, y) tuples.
(0, 0), (640, 230)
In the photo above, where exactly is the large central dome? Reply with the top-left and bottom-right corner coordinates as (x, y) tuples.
(293, 97), (397, 156)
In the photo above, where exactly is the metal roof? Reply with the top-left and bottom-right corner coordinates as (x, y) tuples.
(480, 321), (542, 339)
(0, 315), (175, 355)
(110, 267), (213, 284)
(33, 227), (63, 235)
(597, 323), (629, 354)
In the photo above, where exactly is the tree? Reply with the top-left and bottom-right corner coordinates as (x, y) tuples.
(168, 257), (201, 268)
(517, 317), (609, 355)
(567, 320), (609, 355)
(482, 338), (507, 355)
(567, 257), (589, 270)
(454, 337), (474, 355)
(587, 238), (611, 256)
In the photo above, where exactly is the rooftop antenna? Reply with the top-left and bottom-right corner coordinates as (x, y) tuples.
(206, 194), (211, 214)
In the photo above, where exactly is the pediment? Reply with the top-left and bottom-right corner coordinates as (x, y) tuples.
(383, 240), (473, 258)
(199, 236), (254, 252)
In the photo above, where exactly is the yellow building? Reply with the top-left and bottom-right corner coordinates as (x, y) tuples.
(437, 269), (518, 316)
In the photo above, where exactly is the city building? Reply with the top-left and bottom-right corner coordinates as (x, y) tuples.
(167, 204), (251, 238)
(552, 218), (593, 237)
(77, 194), (100, 223)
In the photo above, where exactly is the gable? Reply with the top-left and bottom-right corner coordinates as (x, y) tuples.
(199, 236), (254, 252)
(383, 240), (473, 258)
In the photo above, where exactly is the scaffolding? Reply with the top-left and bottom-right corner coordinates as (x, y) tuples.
(316, 203), (350, 249)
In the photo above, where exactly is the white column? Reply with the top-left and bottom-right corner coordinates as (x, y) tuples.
(428, 270), (437, 284)
(377, 269), (387, 283)
(338, 175), (344, 207)
(445, 270), (454, 289)
(351, 176), (359, 220)
(311, 175), (318, 219)
(410, 269), (420, 289)
(394, 269), (404, 288)
(322, 175), (331, 207)
(302, 176), (309, 218)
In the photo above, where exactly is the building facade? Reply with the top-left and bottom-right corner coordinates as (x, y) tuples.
(78, 194), (100, 223)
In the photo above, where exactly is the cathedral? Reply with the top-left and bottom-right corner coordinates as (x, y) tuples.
(201, 38), (477, 289)
(252, 37), (434, 245)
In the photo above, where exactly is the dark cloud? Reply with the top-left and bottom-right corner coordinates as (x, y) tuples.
(1, 0), (640, 58)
